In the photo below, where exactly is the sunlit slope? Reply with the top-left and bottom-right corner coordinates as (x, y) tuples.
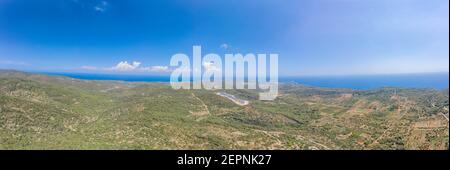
(0, 70), (448, 149)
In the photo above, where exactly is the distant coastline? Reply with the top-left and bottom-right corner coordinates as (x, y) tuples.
(35, 71), (450, 90)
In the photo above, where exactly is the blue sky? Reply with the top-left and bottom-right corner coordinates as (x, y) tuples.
(0, 0), (448, 75)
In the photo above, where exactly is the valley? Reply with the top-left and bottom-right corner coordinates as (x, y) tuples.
(0, 70), (448, 150)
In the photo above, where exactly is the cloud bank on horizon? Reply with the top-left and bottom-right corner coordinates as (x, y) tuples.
(0, 0), (448, 75)
(81, 61), (170, 73)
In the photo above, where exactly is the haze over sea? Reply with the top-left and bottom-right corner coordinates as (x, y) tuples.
(43, 72), (449, 90)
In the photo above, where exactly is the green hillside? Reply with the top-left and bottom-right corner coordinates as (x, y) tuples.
(0, 70), (448, 149)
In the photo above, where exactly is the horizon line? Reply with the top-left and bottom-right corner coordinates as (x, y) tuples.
(1, 68), (449, 77)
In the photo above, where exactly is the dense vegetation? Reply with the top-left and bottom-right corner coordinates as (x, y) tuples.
(0, 70), (448, 149)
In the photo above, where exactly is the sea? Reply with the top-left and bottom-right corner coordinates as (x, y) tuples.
(42, 72), (449, 90)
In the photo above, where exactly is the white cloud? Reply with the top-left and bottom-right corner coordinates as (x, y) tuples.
(81, 61), (171, 73)
(0, 60), (29, 66)
(142, 66), (170, 72)
(80, 66), (97, 70)
(110, 61), (141, 71)
(220, 43), (229, 49)
(94, 6), (105, 12)
(94, 0), (108, 12)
